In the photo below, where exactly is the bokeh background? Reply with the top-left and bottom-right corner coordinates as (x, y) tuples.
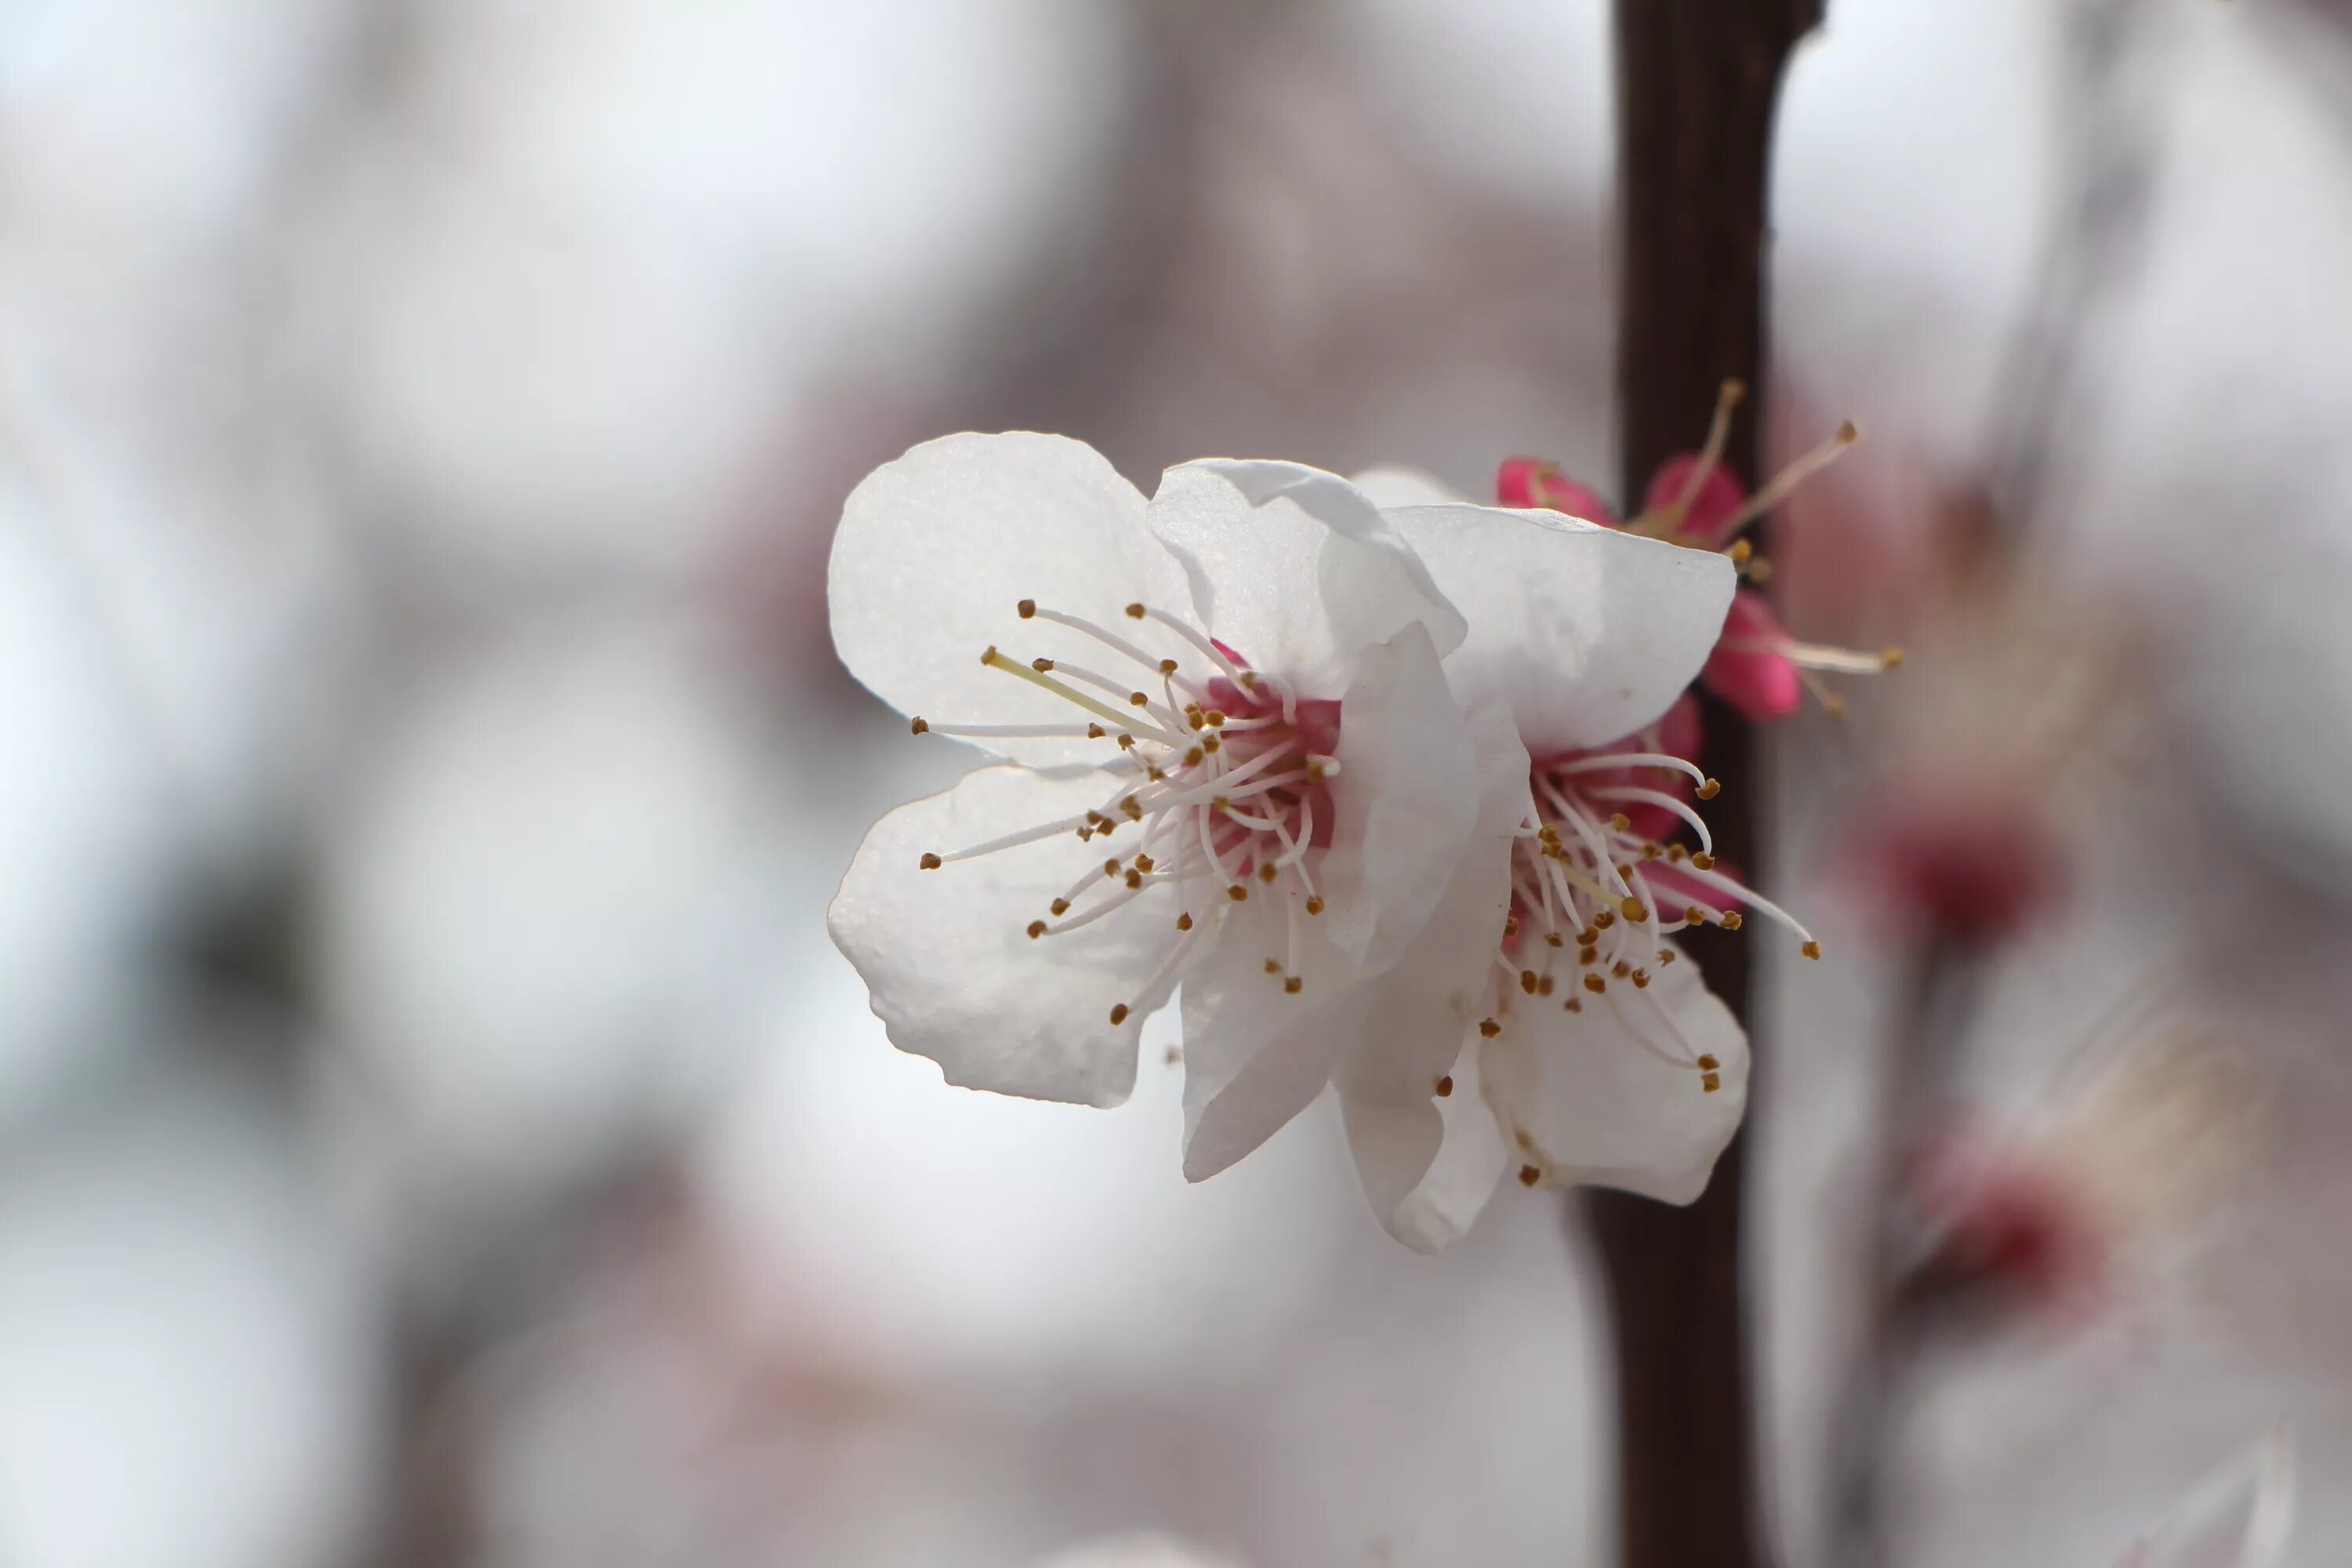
(6, 0), (2352, 1563)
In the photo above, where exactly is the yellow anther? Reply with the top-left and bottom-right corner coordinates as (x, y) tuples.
(1584, 973), (1606, 994)
(1125, 603), (1145, 619)
(1032, 657), (1054, 673)
(1537, 975), (1555, 996)
(1593, 910), (1617, 931)
(1125, 870), (1142, 888)
(1882, 646), (1905, 669)
(1258, 861), (1278, 883)
(1632, 969), (1650, 989)
(1666, 844), (1688, 863)
(1519, 1164), (1541, 1188)
(1690, 851), (1715, 871)
(1686, 905), (1707, 924)
(1504, 916), (1520, 937)
(1265, 958), (1282, 975)
(1580, 948), (1600, 967)
(1189, 710), (1206, 731)
(1544, 931), (1564, 948)
(1822, 692), (1849, 718)
(1133, 853), (1155, 873)
(1027, 920), (1047, 939)
(1017, 599), (1036, 619)
(919, 851), (942, 870)
(1283, 976), (1302, 994)
(1176, 912), (1194, 931)
(1519, 970), (1539, 995)
(1610, 812), (1632, 833)
(1657, 949), (1675, 964)
(1620, 896), (1649, 922)
(1479, 1018), (1502, 1038)
(1696, 779), (1722, 800)
(911, 717), (930, 735)
(1205, 710), (1227, 728)
(1123, 796), (1143, 819)
(1642, 844), (1662, 861)
(1087, 723), (1105, 739)
(1228, 885), (1248, 902)
(1304, 896), (1325, 916)
(1801, 939), (1823, 960)
(1160, 659), (1179, 675)
(981, 644), (999, 666)
(1612, 960), (1631, 978)
(1701, 1072), (1722, 1094)
(1563, 997), (1583, 1013)
(1109, 1003), (1131, 1025)
(1306, 761), (1327, 780)
(1050, 898), (1071, 916)
(1184, 746), (1204, 767)
(1435, 1075), (1454, 1098)
(1720, 911), (1744, 931)
(1212, 795), (1231, 811)
(1726, 538), (1753, 568)
(1104, 858), (1121, 876)
(1697, 1054), (1719, 1071)
(1202, 735), (1221, 753)
(1130, 691), (1149, 707)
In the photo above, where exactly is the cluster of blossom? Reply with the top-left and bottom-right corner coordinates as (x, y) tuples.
(825, 416), (1865, 1250)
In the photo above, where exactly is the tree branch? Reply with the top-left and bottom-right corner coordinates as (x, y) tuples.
(1583, 5), (1820, 1566)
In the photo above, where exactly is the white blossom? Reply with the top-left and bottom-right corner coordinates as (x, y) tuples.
(1347, 470), (1786, 1246)
(828, 433), (1494, 1186)
(827, 433), (1751, 1244)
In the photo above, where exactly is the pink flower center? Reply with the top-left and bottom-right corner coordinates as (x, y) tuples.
(911, 597), (1345, 1022)
(1470, 711), (1823, 1171)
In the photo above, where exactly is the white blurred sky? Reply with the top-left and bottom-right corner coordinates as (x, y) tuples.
(5, 2), (2352, 1566)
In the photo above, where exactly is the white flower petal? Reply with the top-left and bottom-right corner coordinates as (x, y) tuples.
(1387, 1026), (1511, 1252)
(829, 764), (1196, 1107)
(1388, 505), (1736, 753)
(1479, 939), (1748, 1203)
(1335, 702), (1530, 1249)
(1318, 622), (1484, 972)
(1036, 1534), (1247, 1568)
(1177, 893), (1368, 1182)
(829, 432), (1196, 766)
(2129, 1434), (2296, 1568)
(1147, 459), (1467, 694)
(1348, 464), (1470, 507)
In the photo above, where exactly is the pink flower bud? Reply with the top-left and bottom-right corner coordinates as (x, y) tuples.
(1495, 456), (1617, 522)
(1860, 788), (2063, 947)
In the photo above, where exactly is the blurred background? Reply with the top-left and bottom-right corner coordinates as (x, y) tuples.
(5, 0), (2352, 1563)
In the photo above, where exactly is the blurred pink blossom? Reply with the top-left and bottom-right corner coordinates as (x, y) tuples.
(1905, 1033), (2259, 1336)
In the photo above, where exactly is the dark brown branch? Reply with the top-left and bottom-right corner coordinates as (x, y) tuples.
(1583, 5), (1820, 1567)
